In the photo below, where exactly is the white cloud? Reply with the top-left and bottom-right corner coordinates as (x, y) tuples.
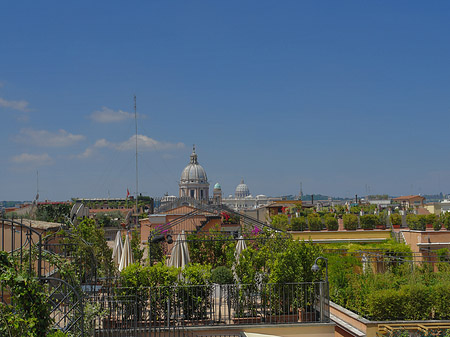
(114, 135), (185, 151)
(10, 153), (53, 166)
(16, 128), (85, 147)
(73, 135), (184, 159)
(89, 106), (140, 123)
(0, 97), (30, 112)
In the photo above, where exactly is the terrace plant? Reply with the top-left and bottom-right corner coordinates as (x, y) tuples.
(271, 214), (289, 230)
(442, 213), (450, 230)
(324, 215), (339, 231)
(178, 263), (212, 320)
(307, 213), (322, 231)
(390, 213), (402, 227)
(343, 214), (358, 230)
(290, 216), (307, 231)
(119, 262), (179, 322)
(360, 214), (378, 229)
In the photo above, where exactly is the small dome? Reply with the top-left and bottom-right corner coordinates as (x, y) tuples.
(180, 147), (208, 183)
(235, 179), (250, 198)
(214, 183), (221, 190)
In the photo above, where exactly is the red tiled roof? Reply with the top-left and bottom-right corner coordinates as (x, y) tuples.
(392, 195), (425, 200)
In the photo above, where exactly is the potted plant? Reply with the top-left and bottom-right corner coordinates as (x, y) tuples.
(390, 213), (402, 229)
(343, 214), (358, 230)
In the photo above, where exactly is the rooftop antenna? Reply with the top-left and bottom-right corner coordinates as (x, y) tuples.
(299, 182), (303, 200)
(134, 95), (139, 222)
(34, 170), (40, 204)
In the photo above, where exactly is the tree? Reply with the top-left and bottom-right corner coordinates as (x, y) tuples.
(64, 218), (114, 281)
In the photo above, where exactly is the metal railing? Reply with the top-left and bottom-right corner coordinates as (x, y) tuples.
(89, 282), (329, 336)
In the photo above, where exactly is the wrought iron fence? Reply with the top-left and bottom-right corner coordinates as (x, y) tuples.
(89, 282), (329, 336)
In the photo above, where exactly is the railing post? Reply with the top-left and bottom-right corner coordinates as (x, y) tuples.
(319, 281), (324, 322)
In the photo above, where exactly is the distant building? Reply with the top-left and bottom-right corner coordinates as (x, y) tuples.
(392, 195), (425, 208)
(222, 179), (280, 211)
(179, 146), (209, 201)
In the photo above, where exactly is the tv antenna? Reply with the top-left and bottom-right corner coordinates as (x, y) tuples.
(134, 95), (139, 223)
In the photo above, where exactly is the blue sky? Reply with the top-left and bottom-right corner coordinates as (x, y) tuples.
(1, 1), (450, 201)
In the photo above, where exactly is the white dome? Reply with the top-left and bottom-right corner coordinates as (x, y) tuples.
(180, 149), (207, 183)
(235, 179), (250, 198)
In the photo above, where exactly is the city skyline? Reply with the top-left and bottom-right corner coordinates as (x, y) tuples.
(2, 1), (450, 201)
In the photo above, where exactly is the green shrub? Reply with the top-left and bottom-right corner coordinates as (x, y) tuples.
(402, 284), (432, 320)
(390, 213), (402, 227)
(324, 215), (339, 231)
(433, 282), (450, 319)
(442, 213), (450, 230)
(211, 266), (234, 284)
(307, 214), (322, 231)
(360, 214), (378, 229)
(271, 214), (289, 230)
(406, 214), (422, 230)
(343, 214), (358, 230)
(367, 288), (405, 320)
(290, 216), (306, 231)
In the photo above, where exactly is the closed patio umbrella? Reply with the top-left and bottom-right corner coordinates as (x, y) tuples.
(234, 235), (247, 263)
(119, 233), (134, 272)
(168, 230), (190, 270)
(112, 231), (123, 267)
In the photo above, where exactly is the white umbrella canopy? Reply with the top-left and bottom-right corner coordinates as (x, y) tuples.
(112, 231), (123, 267)
(168, 230), (190, 270)
(119, 233), (134, 272)
(234, 235), (247, 263)
(233, 235), (247, 282)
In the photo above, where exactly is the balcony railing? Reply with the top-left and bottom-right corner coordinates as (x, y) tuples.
(90, 282), (329, 335)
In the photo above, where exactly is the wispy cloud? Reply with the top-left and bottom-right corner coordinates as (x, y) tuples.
(0, 97), (30, 112)
(10, 153), (53, 166)
(74, 135), (184, 159)
(16, 128), (85, 147)
(96, 135), (185, 151)
(89, 106), (142, 123)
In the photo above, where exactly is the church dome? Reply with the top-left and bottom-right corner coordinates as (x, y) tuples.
(214, 183), (221, 190)
(235, 179), (250, 198)
(180, 148), (208, 183)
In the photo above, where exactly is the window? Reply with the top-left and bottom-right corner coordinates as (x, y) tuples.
(190, 190), (195, 198)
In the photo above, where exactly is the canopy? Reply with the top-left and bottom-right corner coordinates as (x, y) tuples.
(168, 230), (190, 270)
(119, 233), (134, 272)
(112, 231), (123, 267)
(234, 235), (247, 263)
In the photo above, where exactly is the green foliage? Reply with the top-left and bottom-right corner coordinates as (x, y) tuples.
(406, 214), (425, 230)
(442, 212), (450, 230)
(35, 203), (71, 223)
(324, 215), (338, 231)
(64, 218), (114, 281)
(360, 214), (378, 229)
(0, 252), (52, 337)
(179, 264), (213, 319)
(211, 266), (234, 284)
(290, 216), (306, 231)
(130, 229), (144, 263)
(390, 213), (402, 226)
(119, 262), (179, 321)
(343, 214), (358, 230)
(271, 214), (289, 230)
(307, 213), (322, 231)
(187, 227), (235, 268)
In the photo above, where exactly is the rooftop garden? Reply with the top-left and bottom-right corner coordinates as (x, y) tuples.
(323, 241), (450, 321)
